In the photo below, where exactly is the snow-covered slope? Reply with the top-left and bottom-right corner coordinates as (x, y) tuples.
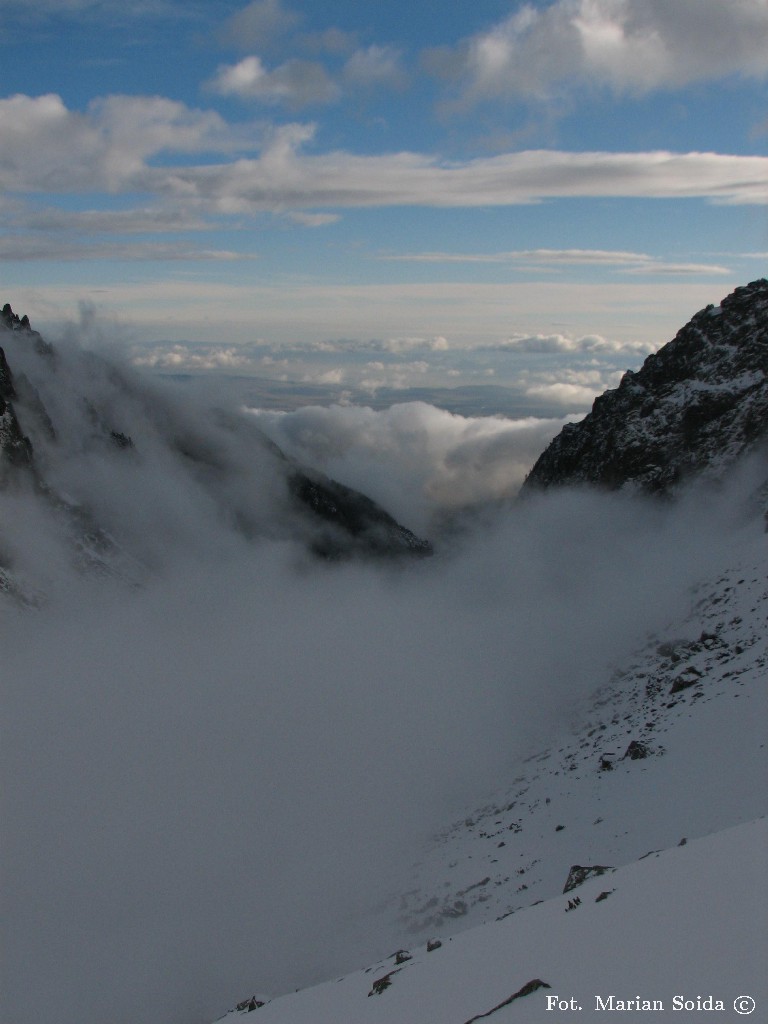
(395, 521), (767, 935)
(213, 503), (768, 1023)
(215, 817), (767, 1023)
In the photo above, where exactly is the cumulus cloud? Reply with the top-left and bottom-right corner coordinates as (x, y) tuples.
(133, 342), (259, 371)
(437, 0), (768, 106)
(0, 93), (250, 193)
(489, 331), (654, 355)
(207, 55), (340, 108)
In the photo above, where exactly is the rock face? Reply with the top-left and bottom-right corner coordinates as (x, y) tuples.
(0, 344), (33, 473)
(290, 471), (432, 559)
(523, 279), (768, 494)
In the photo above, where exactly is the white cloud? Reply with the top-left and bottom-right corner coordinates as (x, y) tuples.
(0, 236), (258, 262)
(443, 0), (768, 105)
(249, 401), (570, 531)
(0, 93), (249, 193)
(207, 55), (340, 107)
(490, 331), (654, 355)
(361, 335), (451, 354)
(285, 210), (339, 227)
(157, 145), (768, 211)
(2, 94), (766, 209)
(343, 45), (407, 90)
(133, 343), (256, 370)
(379, 248), (732, 275)
(15, 204), (211, 235)
(525, 381), (604, 406)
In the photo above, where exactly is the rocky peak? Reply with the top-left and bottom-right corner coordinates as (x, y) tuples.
(0, 305), (34, 472)
(2, 301), (32, 334)
(522, 279), (768, 495)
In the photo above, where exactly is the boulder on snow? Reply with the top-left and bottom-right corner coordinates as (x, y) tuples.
(623, 740), (650, 760)
(563, 864), (613, 893)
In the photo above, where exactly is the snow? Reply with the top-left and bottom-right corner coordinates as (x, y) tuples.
(216, 817), (767, 1023)
(213, 521), (768, 1023)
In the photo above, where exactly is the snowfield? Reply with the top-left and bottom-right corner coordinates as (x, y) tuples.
(215, 514), (768, 1023)
(216, 817), (767, 1023)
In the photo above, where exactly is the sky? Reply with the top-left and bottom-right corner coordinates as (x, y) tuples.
(1, 0), (768, 410)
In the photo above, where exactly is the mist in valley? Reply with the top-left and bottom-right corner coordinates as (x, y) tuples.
(1, 321), (763, 1024)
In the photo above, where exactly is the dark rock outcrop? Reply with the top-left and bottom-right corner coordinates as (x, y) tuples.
(623, 739), (650, 760)
(290, 470), (432, 560)
(0, 344), (33, 473)
(563, 864), (613, 893)
(523, 279), (768, 495)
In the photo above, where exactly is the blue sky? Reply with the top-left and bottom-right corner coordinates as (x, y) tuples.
(1, 0), (767, 409)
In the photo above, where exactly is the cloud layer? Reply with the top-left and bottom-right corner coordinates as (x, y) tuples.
(2, 93), (767, 210)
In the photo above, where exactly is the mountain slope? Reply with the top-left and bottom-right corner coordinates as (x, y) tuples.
(210, 515), (767, 1021)
(0, 303), (429, 601)
(214, 817), (767, 1023)
(523, 278), (768, 494)
(207, 282), (768, 1023)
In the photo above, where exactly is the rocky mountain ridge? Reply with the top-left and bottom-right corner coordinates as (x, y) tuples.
(0, 303), (429, 600)
(523, 278), (768, 494)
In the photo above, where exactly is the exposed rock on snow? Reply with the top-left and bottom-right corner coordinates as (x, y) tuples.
(563, 864), (614, 894)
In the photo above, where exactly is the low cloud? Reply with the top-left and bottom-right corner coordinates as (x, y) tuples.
(488, 331), (654, 355)
(247, 401), (571, 532)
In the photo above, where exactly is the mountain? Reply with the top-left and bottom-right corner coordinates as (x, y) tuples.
(0, 303), (429, 601)
(207, 281), (768, 1023)
(3, 287), (766, 1024)
(522, 279), (768, 494)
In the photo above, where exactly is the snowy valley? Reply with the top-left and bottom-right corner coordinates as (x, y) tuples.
(0, 283), (766, 1024)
